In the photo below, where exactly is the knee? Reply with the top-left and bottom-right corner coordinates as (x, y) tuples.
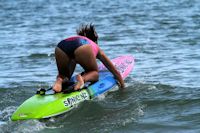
(94, 71), (99, 81)
(89, 70), (99, 82)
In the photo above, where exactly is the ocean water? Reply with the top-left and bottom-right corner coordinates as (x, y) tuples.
(0, 0), (200, 132)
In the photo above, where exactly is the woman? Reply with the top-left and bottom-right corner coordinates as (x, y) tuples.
(53, 24), (125, 92)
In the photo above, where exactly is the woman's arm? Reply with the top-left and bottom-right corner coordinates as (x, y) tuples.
(97, 49), (125, 88)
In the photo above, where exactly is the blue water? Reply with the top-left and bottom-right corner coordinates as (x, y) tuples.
(1, 0), (200, 132)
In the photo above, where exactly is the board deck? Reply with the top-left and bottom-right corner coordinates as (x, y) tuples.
(11, 55), (134, 121)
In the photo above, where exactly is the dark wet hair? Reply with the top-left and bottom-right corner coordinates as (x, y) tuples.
(76, 23), (98, 44)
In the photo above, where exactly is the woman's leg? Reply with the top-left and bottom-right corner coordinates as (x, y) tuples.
(74, 44), (99, 90)
(53, 47), (76, 92)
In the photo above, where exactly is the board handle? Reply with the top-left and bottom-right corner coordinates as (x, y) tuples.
(36, 87), (55, 95)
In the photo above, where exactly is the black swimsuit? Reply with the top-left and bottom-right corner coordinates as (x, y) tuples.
(57, 36), (89, 58)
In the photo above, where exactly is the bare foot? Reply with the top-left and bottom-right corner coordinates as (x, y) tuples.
(74, 75), (84, 90)
(53, 78), (63, 92)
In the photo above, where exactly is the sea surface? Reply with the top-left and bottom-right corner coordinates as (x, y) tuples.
(0, 0), (200, 133)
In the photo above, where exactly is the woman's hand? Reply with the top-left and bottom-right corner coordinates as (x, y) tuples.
(117, 80), (125, 89)
(115, 74), (125, 89)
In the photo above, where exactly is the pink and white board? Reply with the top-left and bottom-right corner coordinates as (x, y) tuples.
(98, 55), (134, 79)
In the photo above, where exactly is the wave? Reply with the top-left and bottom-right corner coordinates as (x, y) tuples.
(1, 79), (199, 133)
(28, 53), (52, 59)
